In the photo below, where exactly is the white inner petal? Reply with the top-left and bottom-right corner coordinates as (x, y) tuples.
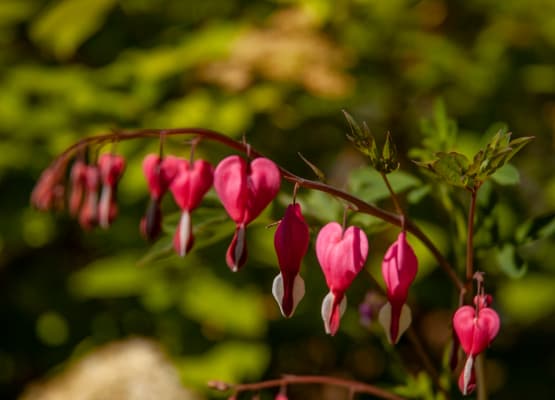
(178, 210), (191, 257)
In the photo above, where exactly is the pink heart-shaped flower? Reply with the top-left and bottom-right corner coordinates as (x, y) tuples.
(214, 155), (281, 271)
(170, 159), (214, 211)
(214, 155), (281, 225)
(453, 305), (500, 356)
(316, 222), (368, 293)
(143, 154), (180, 201)
(316, 222), (368, 335)
(379, 231), (418, 344)
(169, 159), (213, 257)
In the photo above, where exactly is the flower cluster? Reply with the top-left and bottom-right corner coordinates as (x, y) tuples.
(32, 154), (127, 230)
(31, 145), (426, 339)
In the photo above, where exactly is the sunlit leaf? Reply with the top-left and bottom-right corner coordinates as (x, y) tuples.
(30, 0), (116, 59)
(177, 341), (270, 387)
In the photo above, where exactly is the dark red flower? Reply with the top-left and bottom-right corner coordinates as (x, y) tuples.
(272, 203), (310, 317)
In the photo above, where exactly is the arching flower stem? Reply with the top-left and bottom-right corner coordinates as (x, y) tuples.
(38, 127), (464, 290)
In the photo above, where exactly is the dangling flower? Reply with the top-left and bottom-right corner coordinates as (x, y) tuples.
(214, 155), (281, 271)
(68, 160), (88, 216)
(169, 159), (213, 256)
(78, 165), (100, 230)
(453, 294), (500, 395)
(272, 203), (309, 318)
(141, 154), (180, 240)
(316, 222), (369, 335)
(98, 154), (126, 228)
(31, 166), (65, 211)
(378, 231), (418, 344)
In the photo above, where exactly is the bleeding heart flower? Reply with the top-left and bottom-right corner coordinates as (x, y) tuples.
(31, 166), (64, 211)
(78, 165), (100, 230)
(453, 304), (500, 357)
(378, 231), (418, 344)
(169, 159), (214, 256)
(214, 155), (281, 271)
(272, 203), (310, 318)
(316, 222), (369, 335)
(68, 160), (88, 216)
(453, 296), (500, 395)
(141, 154), (180, 241)
(98, 154), (125, 228)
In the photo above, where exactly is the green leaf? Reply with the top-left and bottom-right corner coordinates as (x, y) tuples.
(179, 270), (267, 337)
(496, 244), (527, 279)
(69, 253), (152, 298)
(418, 152), (470, 188)
(515, 212), (555, 244)
(348, 168), (421, 203)
(177, 342), (270, 388)
(343, 109), (377, 160)
(491, 163), (520, 186)
(30, 0), (116, 59)
(380, 131), (400, 173)
(498, 275), (555, 324)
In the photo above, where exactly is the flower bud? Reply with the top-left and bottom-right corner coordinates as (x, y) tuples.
(98, 154), (125, 228)
(78, 165), (100, 230)
(378, 231), (418, 344)
(68, 160), (88, 216)
(272, 203), (309, 317)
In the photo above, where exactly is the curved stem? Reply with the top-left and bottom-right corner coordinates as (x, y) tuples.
(209, 374), (406, 400)
(381, 172), (404, 220)
(42, 127), (464, 290)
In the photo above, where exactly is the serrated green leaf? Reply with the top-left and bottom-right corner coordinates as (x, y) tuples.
(431, 152), (470, 187)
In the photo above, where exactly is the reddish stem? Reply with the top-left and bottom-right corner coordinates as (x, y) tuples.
(209, 374), (406, 400)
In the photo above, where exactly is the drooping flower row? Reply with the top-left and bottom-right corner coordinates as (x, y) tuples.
(32, 149), (501, 378)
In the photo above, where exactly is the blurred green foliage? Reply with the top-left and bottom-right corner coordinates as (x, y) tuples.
(1, 0), (554, 399)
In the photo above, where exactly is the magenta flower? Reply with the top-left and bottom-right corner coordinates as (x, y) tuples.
(98, 154), (126, 228)
(169, 159), (214, 256)
(378, 231), (418, 344)
(272, 203), (310, 317)
(214, 155), (281, 271)
(141, 154), (180, 240)
(78, 165), (100, 230)
(453, 294), (500, 395)
(68, 160), (88, 216)
(316, 222), (369, 335)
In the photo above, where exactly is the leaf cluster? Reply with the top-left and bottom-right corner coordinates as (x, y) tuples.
(343, 110), (399, 174)
(415, 130), (534, 191)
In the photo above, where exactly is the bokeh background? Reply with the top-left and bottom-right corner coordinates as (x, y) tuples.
(1, 0), (554, 399)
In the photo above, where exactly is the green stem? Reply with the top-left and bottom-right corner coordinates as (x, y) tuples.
(381, 172), (404, 221)
(476, 354), (487, 400)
